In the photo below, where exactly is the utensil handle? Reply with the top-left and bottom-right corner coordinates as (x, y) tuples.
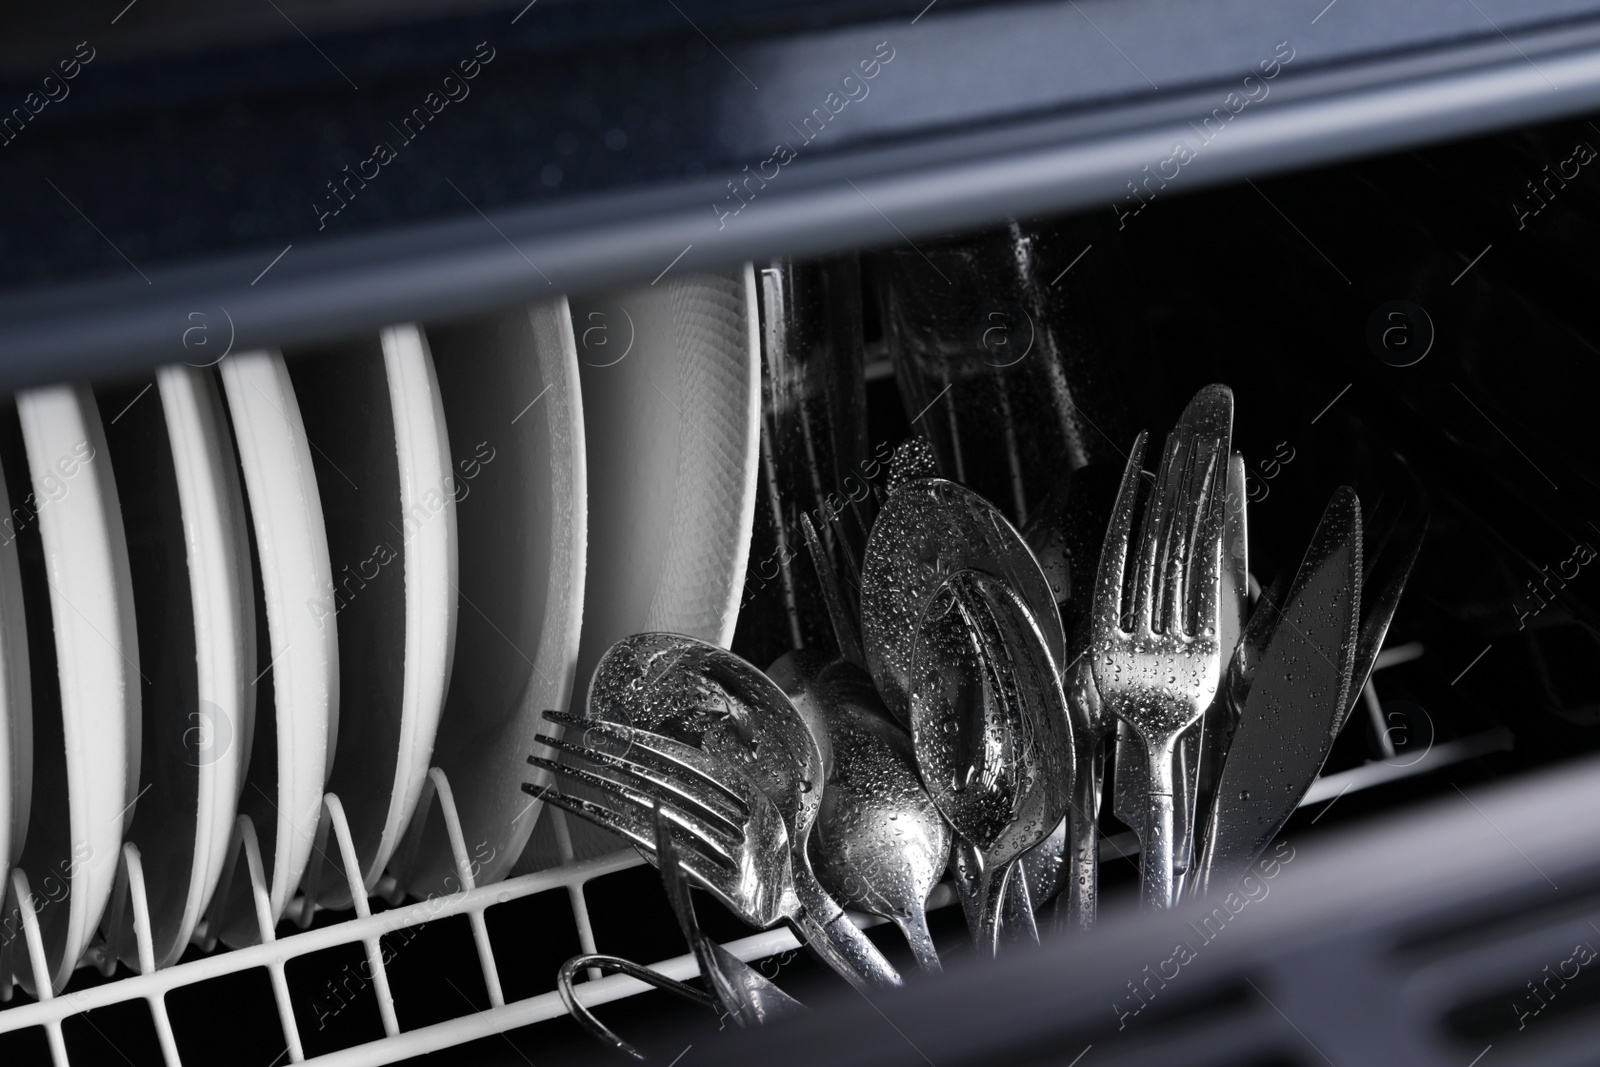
(791, 907), (903, 992)
(1143, 740), (1180, 910)
(1059, 739), (1103, 932)
(893, 911), (943, 974)
(1000, 863), (1038, 946)
(953, 840), (1011, 957)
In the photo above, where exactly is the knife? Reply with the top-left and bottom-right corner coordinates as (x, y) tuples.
(1176, 452), (1250, 900)
(1342, 507), (1428, 734)
(1196, 486), (1362, 893)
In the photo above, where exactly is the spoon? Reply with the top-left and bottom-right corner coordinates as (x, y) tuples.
(862, 444), (1065, 728)
(909, 569), (1073, 955)
(779, 654), (952, 973)
(587, 633), (900, 990)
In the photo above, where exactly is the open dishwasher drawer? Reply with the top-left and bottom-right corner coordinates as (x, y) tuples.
(1, 2), (1599, 1065)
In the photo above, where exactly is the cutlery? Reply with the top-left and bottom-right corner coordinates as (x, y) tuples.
(909, 569), (1073, 954)
(1196, 487), (1363, 893)
(653, 805), (805, 1029)
(800, 512), (865, 669)
(556, 805), (804, 1060)
(1091, 383), (1232, 909)
(558, 952), (717, 1060)
(580, 634), (901, 990)
(530, 709), (900, 992)
(1110, 447), (1237, 904)
(1344, 505), (1428, 735)
(1018, 461), (1122, 931)
(1178, 452), (1250, 900)
(792, 657), (951, 973)
(862, 458), (1065, 727)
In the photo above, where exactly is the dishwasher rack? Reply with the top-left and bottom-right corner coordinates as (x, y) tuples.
(0, 643), (1481, 1065)
(0, 767), (730, 1067)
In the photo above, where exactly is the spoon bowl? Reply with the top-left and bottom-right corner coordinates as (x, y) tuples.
(909, 570), (1073, 955)
(793, 658), (952, 973)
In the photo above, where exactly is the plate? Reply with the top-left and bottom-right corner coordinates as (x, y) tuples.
(398, 298), (585, 895)
(289, 325), (457, 907)
(11, 386), (139, 992)
(0, 444), (31, 916)
(523, 265), (759, 867)
(215, 352), (337, 941)
(102, 366), (257, 969)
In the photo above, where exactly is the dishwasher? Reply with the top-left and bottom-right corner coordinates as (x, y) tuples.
(0, 1), (1598, 1065)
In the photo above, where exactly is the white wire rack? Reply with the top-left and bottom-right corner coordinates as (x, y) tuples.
(0, 641), (1505, 1066)
(0, 763), (828, 1066)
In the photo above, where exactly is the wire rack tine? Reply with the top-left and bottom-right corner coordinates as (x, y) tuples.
(109, 844), (185, 1066)
(297, 803), (337, 929)
(320, 793), (401, 1038)
(395, 768), (507, 1008)
(9, 868), (70, 1064)
(550, 806), (604, 983)
(202, 813), (305, 1061)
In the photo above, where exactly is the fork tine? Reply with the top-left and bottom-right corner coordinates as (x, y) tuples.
(542, 709), (749, 811)
(1151, 436), (1193, 632)
(1184, 451), (1227, 638)
(1092, 431), (1149, 640)
(527, 756), (741, 863)
(532, 731), (747, 828)
(521, 780), (739, 871)
(1160, 435), (1211, 633)
(1134, 430), (1187, 633)
(531, 786), (744, 898)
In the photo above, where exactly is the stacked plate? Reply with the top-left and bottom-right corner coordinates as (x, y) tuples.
(0, 267), (759, 992)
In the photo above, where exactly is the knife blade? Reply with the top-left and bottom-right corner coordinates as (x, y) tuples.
(1197, 486), (1362, 893)
(1342, 509), (1428, 733)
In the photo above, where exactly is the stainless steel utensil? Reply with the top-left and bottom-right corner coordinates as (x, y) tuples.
(581, 634), (901, 990)
(529, 709), (900, 992)
(1111, 447), (1237, 902)
(800, 511), (866, 669)
(1344, 507), (1428, 733)
(1197, 487), (1363, 893)
(791, 657), (951, 973)
(1177, 452), (1250, 900)
(654, 804), (805, 1029)
(1091, 383), (1232, 909)
(558, 953), (717, 1060)
(909, 569), (1073, 954)
(862, 470), (1065, 726)
(555, 805), (804, 1060)
(1018, 461), (1123, 931)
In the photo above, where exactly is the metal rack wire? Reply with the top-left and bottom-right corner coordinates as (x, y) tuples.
(0, 766), (754, 1067)
(0, 643), (1507, 1065)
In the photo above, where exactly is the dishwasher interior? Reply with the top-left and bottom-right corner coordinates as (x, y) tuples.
(2, 4), (1600, 1065)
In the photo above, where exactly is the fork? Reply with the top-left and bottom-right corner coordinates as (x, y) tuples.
(1091, 387), (1231, 909)
(525, 711), (901, 992)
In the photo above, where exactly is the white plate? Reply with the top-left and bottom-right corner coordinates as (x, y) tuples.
(13, 386), (139, 992)
(294, 325), (457, 907)
(104, 366), (256, 969)
(522, 266), (759, 868)
(398, 298), (586, 895)
(371, 324), (457, 890)
(216, 352), (337, 941)
(0, 452), (31, 910)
